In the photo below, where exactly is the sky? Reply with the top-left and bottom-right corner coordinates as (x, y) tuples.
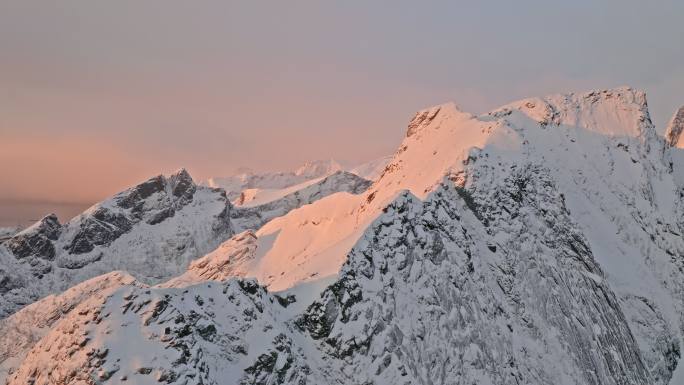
(1, 1), (683, 216)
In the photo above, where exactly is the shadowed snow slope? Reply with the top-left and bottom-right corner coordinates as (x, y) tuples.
(5, 87), (684, 384)
(160, 231), (259, 288)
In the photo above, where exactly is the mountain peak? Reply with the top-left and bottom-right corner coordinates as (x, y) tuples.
(6, 213), (62, 261)
(168, 168), (196, 199)
(665, 105), (684, 147)
(361, 86), (660, 218)
(29, 213), (61, 233)
(170, 167), (192, 181)
(406, 102), (467, 138)
(495, 86), (653, 138)
(11, 213), (62, 242)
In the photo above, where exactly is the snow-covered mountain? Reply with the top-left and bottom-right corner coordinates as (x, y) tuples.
(1, 185), (668, 384)
(0, 169), (372, 321)
(0, 169), (235, 319)
(230, 171), (372, 232)
(204, 159), (345, 201)
(4, 86), (684, 384)
(205, 157), (389, 205)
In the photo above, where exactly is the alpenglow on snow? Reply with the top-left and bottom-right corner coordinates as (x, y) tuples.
(1, 87), (684, 385)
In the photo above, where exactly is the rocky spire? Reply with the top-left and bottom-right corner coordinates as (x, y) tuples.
(665, 105), (684, 147)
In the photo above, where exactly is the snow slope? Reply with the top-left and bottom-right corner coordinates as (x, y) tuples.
(299, 187), (651, 384)
(230, 171), (371, 233)
(0, 271), (141, 381)
(348, 154), (393, 181)
(160, 231), (258, 288)
(232, 178), (326, 207)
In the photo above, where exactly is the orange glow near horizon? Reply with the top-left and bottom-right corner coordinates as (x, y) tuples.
(2, 1), (684, 218)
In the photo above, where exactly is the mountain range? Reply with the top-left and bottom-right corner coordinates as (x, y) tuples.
(2, 87), (684, 384)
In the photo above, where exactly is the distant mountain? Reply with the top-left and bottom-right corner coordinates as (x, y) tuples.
(204, 157), (390, 205)
(204, 159), (345, 201)
(0, 169), (234, 319)
(4, 87), (684, 385)
(349, 154), (393, 181)
(230, 171), (372, 232)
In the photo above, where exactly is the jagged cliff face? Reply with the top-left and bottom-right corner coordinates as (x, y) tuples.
(488, 90), (684, 384)
(301, 186), (651, 384)
(3, 87), (684, 384)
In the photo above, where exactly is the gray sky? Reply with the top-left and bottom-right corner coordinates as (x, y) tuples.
(1, 0), (683, 205)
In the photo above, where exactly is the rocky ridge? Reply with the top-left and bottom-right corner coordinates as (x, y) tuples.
(0, 168), (372, 319)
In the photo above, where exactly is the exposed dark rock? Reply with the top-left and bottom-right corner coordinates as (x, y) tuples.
(146, 207), (175, 225)
(407, 106), (441, 137)
(169, 168), (196, 202)
(66, 171), (199, 255)
(66, 208), (132, 254)
(116, 175), (166, 209)
(6, 214), (62, 260)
